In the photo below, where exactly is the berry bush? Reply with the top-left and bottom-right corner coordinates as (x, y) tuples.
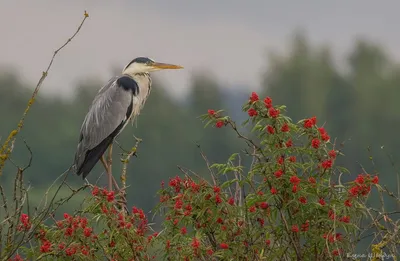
(3, 93), (399, 261)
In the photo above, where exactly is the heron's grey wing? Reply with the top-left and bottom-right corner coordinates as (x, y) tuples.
(73, 76), (138, 178)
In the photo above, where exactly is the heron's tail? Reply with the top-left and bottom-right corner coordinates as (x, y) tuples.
(75, 137), (113, 179)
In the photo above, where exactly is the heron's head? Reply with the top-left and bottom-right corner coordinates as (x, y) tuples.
(122, 57), (183, 76)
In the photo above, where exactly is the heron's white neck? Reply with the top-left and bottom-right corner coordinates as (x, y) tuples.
(129, 72), (152, 120)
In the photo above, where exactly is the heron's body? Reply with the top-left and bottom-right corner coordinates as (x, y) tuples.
(72, 57), (182, 183)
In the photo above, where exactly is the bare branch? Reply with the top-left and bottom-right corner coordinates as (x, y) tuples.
(0, 11), (89, 176)
(196, 144), (217, 186)
(120, 137), (142, 197)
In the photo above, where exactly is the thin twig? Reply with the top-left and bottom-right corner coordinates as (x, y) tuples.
(197, 144), (217, 186)
(0, 11), (89, 176)
(3, 167), (72, 260)
(21, 139), (33, 172)
(118, 136), (142, 212)
(233, 154), (242, 206)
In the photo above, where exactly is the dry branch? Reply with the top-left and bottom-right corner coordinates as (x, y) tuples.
(0, 11), (89, 176)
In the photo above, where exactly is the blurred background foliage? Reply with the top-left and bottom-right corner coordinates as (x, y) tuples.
(0, 32), (398, 226)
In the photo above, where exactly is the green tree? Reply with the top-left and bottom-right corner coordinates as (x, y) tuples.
(187, 72), (242, 169)
(262, 32), (336, 122)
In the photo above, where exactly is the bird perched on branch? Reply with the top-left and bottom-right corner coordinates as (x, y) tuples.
(72, 57), (183, 191)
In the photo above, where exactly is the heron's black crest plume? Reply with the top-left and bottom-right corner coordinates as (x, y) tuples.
(124, 57), (154, 71)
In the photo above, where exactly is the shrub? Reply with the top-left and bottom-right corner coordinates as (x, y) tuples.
(3, 92), (398, 261)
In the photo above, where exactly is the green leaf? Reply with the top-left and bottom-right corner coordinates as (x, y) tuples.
(228, 153), (239, 162)
(221, 179), (239, 189)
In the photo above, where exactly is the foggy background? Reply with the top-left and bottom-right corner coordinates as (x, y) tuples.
(1, 1), (399, 248)
(2, 1), (400, 98)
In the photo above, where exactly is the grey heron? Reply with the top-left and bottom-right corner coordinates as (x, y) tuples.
(72, 57), (183, 191)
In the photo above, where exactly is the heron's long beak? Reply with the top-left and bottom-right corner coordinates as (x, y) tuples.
(152, 62), (184, 70)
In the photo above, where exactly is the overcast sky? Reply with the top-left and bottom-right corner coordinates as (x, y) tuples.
(1, 1), (400, 99)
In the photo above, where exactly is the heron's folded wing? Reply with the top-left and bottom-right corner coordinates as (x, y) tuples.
(73, 76), (139, 177)
(80, 78), (134, 150)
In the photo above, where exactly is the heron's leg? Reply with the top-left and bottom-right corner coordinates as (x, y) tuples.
(100, 155), (108, 172)
(107, 143), (121, 191)
(107, 143), (113, 183)
(100, 152), (126, 211)
(101, 155), (113, 191)
(108, 143), (113, 166)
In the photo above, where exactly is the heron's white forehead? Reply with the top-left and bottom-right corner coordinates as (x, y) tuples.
(123, 62), (152, 75)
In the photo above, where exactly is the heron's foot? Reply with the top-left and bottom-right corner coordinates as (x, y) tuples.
(117, 195), (127, 206)
(115, 186), (127, 199)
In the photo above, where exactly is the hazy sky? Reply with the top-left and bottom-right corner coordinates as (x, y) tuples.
(1, 1), (400, 99)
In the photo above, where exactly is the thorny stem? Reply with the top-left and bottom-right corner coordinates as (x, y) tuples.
(176, 166), (211, 186)
(50, 185), (89, 216)
(234, 155), (243, 207)
(227, 119), (266, 159)
(7, 168), (24, 248)
(120, 136), (142, 210)
(0, 185), (9, 254)
(278, 208), (302, 260)
(197, 144), (217, 186)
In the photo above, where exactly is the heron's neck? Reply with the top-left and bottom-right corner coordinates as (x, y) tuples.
(127, 72), (152, 123)
(129, 73), (151, 89)
(130, 72), (152, 100)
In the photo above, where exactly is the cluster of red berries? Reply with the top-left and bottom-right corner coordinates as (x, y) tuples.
(91, 186), (115, 202)
(207, 109), (225, 128)
(17, 213), (31, 231)
(39, 213), (98, 257)
(11, 186), (157, 260)
(159, 172), (276, 260)
(323, 232), (343, 256)
(348, 174), (378, 197)
(8, 254), (23, 261)
(303, 116), (331, 150)
(247, 92), (280, 119)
